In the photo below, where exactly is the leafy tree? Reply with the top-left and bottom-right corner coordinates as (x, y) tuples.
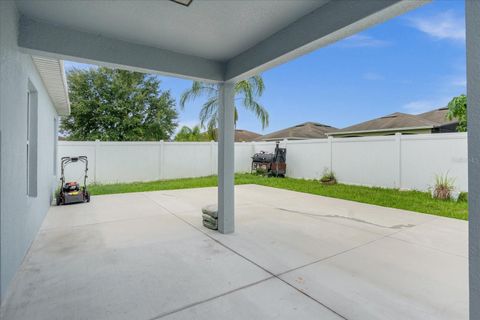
(174, 125), (209, 142)
(446, 94), (467, 132)
(179, 75), (268, 139)
(61, 67), (178, 141)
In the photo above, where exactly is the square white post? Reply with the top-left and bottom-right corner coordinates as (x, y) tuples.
(217, 82), (235, 234)
(467, 1), (480, 319)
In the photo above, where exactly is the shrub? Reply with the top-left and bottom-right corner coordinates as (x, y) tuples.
(320, 168), (336, 185)
(457, 192), (468, 202)
(254, 167), (268, 176)
(432, 173), (456, 200)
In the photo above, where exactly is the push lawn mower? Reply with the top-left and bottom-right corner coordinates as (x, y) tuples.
(56, 156), (90, 205)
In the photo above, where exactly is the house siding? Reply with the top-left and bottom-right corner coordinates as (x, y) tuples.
(0, 1), (59, 303)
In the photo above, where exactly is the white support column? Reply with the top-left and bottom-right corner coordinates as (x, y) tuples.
(467, 1), (480, 319)
(217, 82), (235, 234)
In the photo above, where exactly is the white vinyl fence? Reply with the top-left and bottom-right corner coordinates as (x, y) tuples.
(58, 132), (468, 192)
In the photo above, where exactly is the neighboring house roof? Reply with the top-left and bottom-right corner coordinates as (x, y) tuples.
(209, 129), (261, 142)
(256, 122), (338, 141)
(32, 56), (70, 116)
(234, 129), (261, 142)
(417, 107), (457, 125)
(328, 112), (442, 136)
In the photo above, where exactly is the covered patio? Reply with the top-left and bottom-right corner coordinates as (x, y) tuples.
(0, 185), (468, 319)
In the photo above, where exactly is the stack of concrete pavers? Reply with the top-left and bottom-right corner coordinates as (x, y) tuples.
(202, 204), (218, 230)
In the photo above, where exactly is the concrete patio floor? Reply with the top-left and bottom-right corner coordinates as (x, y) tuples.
(0, 185), (468, 320)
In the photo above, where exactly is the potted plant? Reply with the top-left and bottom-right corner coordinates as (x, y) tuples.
(320, 168), (337, 185)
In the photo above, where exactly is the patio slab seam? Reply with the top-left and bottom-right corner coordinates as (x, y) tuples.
(143, 193), (350, 320)
(276, 214), (462, 280)
(275, 232), (397, 279)
(148, 277), (274, 320)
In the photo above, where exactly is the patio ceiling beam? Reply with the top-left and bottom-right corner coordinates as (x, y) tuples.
(467, 1), (480, 319)
(225, 0), (429, 81)
(17, 15), (225, 82)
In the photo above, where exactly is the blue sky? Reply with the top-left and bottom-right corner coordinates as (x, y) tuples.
(64, 0), (466, 135)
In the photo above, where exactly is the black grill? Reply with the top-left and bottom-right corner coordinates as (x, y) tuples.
(251, 142), (287, 177)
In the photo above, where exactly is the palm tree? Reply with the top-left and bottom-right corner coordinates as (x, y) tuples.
(174, 125), (208, 142)
(179, 75), (269, 139)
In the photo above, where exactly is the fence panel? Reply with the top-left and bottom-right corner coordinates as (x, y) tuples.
(58, 133), (469, 191)
(235, 142), (255, 173)
(286, 140), (330, 179)
(163, 142), (213, 179)
(332, 136), (398, 188)
(96, 142), (160, 183)
(401, 133), (468, 191)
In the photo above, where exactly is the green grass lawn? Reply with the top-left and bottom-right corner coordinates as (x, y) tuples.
(89, 173), (468, 220)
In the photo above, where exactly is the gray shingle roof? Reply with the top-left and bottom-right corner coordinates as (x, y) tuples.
(209, 129), (261, 142)
(330, 112), (439, 135)
(234, 129), (261, 142)
(256, 122), (338, 141)
(417, 107), (457, 125)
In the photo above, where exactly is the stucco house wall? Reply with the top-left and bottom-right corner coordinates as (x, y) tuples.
(0, 1), (60, 302)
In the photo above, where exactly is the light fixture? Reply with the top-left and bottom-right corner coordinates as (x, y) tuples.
(170, 0), (193, 7)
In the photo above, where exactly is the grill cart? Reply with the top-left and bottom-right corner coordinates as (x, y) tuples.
(251, 141), (287, 177)
(56, 156), (90, 205)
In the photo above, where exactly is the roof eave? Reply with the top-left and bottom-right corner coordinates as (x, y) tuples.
(32, 56), (70, 116)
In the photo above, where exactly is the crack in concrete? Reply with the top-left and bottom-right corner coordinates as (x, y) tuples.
(276, 207), (415, 230)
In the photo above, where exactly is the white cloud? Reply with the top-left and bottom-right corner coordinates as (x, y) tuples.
(402, 96), (452, 114)
(363, 72), (384, 81)
(338, 34), (391, 48)
(407, 11), (465, 42)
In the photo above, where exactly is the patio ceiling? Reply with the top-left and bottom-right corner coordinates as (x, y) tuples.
(16, 0), (428, 82)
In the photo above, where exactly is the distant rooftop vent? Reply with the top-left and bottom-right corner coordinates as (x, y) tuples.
(170, 0), (193, 7)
